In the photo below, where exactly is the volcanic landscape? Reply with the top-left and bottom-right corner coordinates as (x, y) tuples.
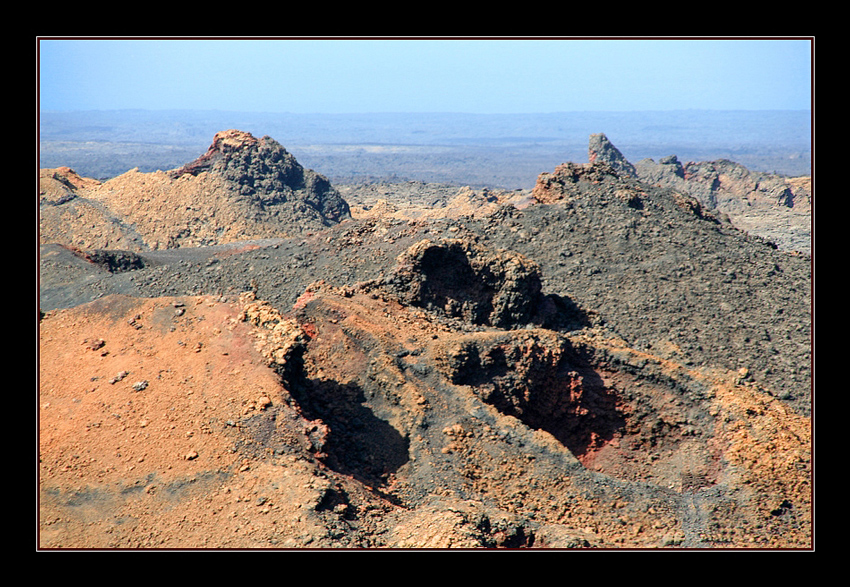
(38, 129), (813, 549)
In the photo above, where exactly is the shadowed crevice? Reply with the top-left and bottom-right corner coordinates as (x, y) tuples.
(287, 378), (410, 491)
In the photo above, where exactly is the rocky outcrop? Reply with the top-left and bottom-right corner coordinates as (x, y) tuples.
(432, 328), (625, 462)
(385, 239), (544, 329)
(39, 130), (351, 251)
(588, 133), (637, 178)
(170, 129), (350, 225)
(531, 160), (627, 205)
(373, 238), (579, 331)
(634, 156), (808, 211)
(38, 167), (102, 205)
(633, 152), (811, 254)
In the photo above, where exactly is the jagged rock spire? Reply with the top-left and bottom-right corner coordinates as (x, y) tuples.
(588, 133), (637, 178)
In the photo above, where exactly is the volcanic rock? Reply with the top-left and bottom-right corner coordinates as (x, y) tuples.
(633, 154), (811, 254)
(38, 167), (101, 205)
(39, 130), (351, 251)
(169, 129), (350, 225)
(379, 238), (548, 329)
(38, 129), (813, 550)
(588, 133), (637, 178)
(530, 160), (635, 207)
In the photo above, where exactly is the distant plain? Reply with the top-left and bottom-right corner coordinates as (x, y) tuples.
(38, 110), (812, 189)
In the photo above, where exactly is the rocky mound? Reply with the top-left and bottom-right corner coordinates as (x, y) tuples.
(39, 130), (350, 251)
(39, 167), (102, 206)
(512, 156), (811, 417)
(585, 133), (812, 255)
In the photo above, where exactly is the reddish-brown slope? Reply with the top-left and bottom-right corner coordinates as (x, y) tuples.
(39, 255), (811, 548)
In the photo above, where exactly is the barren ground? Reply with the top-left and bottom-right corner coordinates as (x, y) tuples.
(38, 132), (813, 550)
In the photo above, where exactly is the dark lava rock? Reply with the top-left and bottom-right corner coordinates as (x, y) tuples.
(387, 238), (541, 329)
(84, 249), (147, 273)
(588, 133), (637, 178)
(381, 238), (579, 331)
(170, 129), (351, 226)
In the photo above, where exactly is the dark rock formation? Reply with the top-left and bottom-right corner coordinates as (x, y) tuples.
(382, 238), (571, 330)
(633, 153), (811, 254)
(81, 249), (147, 274)
(588, 133), (637, 178)
(433, 329), (625, 460)
(171, 129), (351, 225)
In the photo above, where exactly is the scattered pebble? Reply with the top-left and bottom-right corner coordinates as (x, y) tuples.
(110, 371), (129, 384)
(83, 338), (106, 351)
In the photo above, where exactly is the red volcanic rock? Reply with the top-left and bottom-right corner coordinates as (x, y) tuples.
(170, 129), (261, 177)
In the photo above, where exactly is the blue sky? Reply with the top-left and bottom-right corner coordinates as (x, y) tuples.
(38, 37), (813, 114)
